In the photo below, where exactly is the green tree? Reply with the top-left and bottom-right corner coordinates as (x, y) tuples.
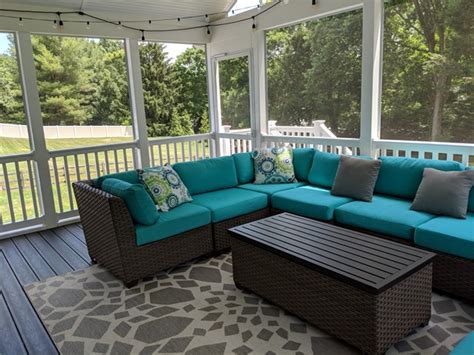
(139, 42), (176, 136)
(174, 47), (209, 133)
(32, 35), (95, 125)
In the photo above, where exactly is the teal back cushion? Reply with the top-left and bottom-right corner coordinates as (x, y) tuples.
(307, 150), (341, 188)
(374, 157), (465, 199)
(233, 152), (254, 184)
(101, 178), (159, 226)
(173, 156), (238, 195)
(467, 167), (474, 212)
(95, 170), (139, 189)
(293, 148), (315, 182)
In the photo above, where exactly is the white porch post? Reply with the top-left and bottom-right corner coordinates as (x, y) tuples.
(125, 38), (150, 168)
(360, 0), (384, 156)
(252, 30), (267, 149)
(16, 32), (57, 228)
(206, 44), (220, 157)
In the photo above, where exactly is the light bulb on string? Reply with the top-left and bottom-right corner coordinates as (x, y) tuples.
(52, 19), (58, 29)
(86, 21), (90, 30)
(252, 16), (256, 29)
(206, 26), (210, 35)
(18, 17), (23, 26)
(205, 14), (209, 23)
(117, 21), (123, 30)
(141, 30), (145, 41)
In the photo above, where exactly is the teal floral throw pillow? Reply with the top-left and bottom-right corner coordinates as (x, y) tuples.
(252, 147), (297, 184)
(138, 165), (192, 212)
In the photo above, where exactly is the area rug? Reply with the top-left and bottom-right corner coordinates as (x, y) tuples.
(25, 253), (474, 355)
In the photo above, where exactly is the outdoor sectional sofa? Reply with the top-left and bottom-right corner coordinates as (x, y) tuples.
(73, 148), (474, 302)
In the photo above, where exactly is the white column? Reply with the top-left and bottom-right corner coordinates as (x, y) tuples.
(252, 30), (267, 149)
(360, 0), (384, 156)
(16, 32), (57, 228)
(125, 39), (150, 168)
(206, 44), (219, 157)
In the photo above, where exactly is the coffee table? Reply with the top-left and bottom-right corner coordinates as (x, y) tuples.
(229, 212), (435, 354)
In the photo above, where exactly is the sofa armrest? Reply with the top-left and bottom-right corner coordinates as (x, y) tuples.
(73, 180), (136, 281)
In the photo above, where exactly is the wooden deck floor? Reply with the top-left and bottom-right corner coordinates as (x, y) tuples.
(0, 223), (91, 355)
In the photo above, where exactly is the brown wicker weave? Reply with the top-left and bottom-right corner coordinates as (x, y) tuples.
(231, 237), (432, 355)
(212, 208), (270, 252)
(272, 208), (474, 303)
(73, 181), (213, 286)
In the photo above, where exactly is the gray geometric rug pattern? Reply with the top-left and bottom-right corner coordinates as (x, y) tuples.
(25, 253), (474, 355)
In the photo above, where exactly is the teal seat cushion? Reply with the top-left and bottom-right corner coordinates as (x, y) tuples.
(191, 188), (268, 223)
(374, 157), (465, 199)
(293, 148), (315, 182)
(233, 152), (254, 184)
(414, 214), (474, 260)
(451, 332), (474, 355)
(101, 178), (159, 226)
(135, 203), (211, 246)
(335, 195), (435, 240)
(307, 150), (340, 188)
(95, 170), (139, 188)
(173, 156), (238, 195)
(271, 186), (352, 221)
(238, 182), (306, 202)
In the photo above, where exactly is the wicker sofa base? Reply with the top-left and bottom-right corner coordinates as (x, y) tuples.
(73, 181), (214, 286)
(212, 208), (270, 252)
(231, 237), (432, 355)
(271, 208), (474, 303)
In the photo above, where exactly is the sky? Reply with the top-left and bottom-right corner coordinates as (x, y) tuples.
(0, 0), (261, 56)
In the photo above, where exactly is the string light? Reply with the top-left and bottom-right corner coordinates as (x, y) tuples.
(141, 30), (145, 41)
(86, 21), (90, 29)
(252, 16), (256, 29)
(148, 20), (151, 24)
(312, 0), (317, 5)
(0, 1), (282, 35)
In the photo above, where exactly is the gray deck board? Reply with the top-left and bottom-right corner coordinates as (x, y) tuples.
(0, 223), (87, 353)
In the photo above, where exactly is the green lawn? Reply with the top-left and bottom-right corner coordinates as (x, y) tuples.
(1, 136), (210, 224)
(0, 136), (132, 156)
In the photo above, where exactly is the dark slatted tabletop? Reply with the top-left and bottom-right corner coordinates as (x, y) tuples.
(229, 213), (436, 294)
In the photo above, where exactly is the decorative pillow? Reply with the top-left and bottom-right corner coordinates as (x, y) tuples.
(411, 168), (474, 218)
(138, 165), (192, 212)
(101, 178), (159, 225)
(331, 155), (381, 202)
(252, 147), (297, 184)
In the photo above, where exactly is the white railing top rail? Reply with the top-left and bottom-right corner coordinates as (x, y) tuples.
(374, 139), (474, 152)
(262, 134), (360, 147)
(49, 140), (138, 157)
(148, 133), (213, 145)
(0, 152), (34, 163)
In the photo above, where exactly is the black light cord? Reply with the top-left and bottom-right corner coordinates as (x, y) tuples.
(0, 1), (282, 36)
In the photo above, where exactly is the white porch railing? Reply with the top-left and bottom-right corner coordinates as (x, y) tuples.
(373, 139), (474, 166)
(1, 131), (472, 239)
(148, 133), (214, 166)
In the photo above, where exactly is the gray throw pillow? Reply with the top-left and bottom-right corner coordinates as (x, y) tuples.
(331, 155), (381, 202)
(411, 168), (474, 218)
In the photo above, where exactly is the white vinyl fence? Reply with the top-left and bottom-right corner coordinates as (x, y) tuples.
(0, 123), (133, 139)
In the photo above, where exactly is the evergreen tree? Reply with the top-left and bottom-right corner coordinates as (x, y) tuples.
(174, 47), (209, 133)
(139, 42), (176, 137)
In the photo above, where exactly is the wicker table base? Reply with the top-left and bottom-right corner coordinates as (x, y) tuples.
(232, 238), (432, 354)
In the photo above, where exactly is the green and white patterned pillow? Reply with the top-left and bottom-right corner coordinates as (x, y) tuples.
(252, 147), (297, 184)
(138, 165), (192, 212)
